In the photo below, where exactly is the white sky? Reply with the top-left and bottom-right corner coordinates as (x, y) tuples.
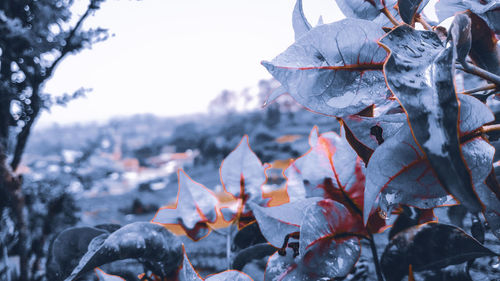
(38, 0), (345, 127)
(39, 0), (439, 127)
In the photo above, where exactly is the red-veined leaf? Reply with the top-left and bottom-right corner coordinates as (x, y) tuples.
(151, 169), (219, 241)
(264, 240), (360, 281)
(250, 198), (321, 248)
(292, 0), (311, 40)
(285, 126), (386, 232)
(299, 199), (363, 260)
(380, 25), (484, 213)
(284, 126), (359, 200)
(219, 135), (268, 221)
(364, 94), (495, 222)
(263, 200), (361, 280)
(262, 18), (389, 118)
(364, 125), (449, 223)
(95, 268), (125, 281)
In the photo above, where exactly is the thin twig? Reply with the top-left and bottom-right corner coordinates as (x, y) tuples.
(44, 0), (97, 80)
(459, 84), (497, 95)
(457, 63), (500, 86)
(381, 7), (400, 26)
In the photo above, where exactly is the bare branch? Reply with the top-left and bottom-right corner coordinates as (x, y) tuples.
(43, 0), (99, 81)
(457, 62), (500, 86)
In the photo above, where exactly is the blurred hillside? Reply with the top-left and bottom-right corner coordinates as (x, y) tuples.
(23, 79), (340, 200)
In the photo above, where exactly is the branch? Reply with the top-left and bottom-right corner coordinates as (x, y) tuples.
(457, 62), (500, 86)
(482, 124), (500, 134)
(459, 84), (497, 95)
(381, 7), (400, 26)
(415, 14), (432, 30)
(43, 0), (98, 81)
(10, 91), (40, 171)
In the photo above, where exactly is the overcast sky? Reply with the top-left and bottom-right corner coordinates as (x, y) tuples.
(39, 0), (439, 127)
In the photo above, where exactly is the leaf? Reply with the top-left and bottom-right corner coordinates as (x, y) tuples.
(233, 222), (267, 250)
(335, 0), (385, 20)
(364, 111), (494, 223)
(387, 206), (436, 240)
(397, 0), (430, 25)
(262, 18), (389, 118)
(364, 94), (494, 221)
(285, 126), (386, 233)
(250, 198), (321, 248)
(263, 86), (287, 107)
(475, 181), (500, 240)
(179, 248), (203, 281)
(151, 169), (219, 241)
(380, 222), (497, 281)
(64, 222), (184, 281)
(94, 268), (125, 281)
(219, 135), (268, 221)
(436, 0), (500, 34)
(205, 270), (254, 281)
(380, 25), (483, 213)
(264, 201), (361, 280)
(299, 200), (362, 278)
(264, 250), (306, 281)
(458, 94), (494, 135)
(47, 226), (109, 281)
(342, 112), (406, 151)
(467, 11), (500, 75)
(284, 127), (359, 200)
(292, 0), (311, 40)
(448, 13), (472, 63)
(232, 243), (277, 271)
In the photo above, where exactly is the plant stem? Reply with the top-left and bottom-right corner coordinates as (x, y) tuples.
(415, 14), (432, 30)
(368, 233), (385, 281)
(227, 224), (233, 270)
(483, 124), (500, 134)
(457, 63), (500, 86)
(459, 84), (497, 95)
(381, 7), (400, 26)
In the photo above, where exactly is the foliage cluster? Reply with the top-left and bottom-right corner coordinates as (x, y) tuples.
(4, 0), (500, 280)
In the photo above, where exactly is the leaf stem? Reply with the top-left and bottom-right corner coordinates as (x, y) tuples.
(415, 14), (432, 30)
(482, 124), (500, 134)
(381, 7), (400, 26)
(459, 84), (497, 95)
(457, 63), (500, 86)
(368, 233), (385, 281)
